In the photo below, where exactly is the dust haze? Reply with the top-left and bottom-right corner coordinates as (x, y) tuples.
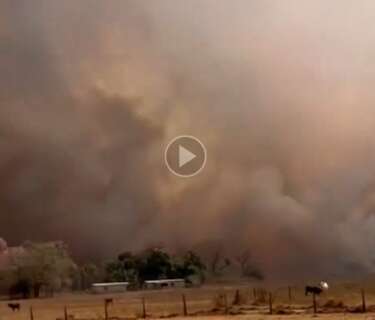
(1, 0), (375, 280)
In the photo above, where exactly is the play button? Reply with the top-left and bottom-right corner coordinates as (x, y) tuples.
(165, 135), (207, 177)
(179, 145), (196, 168)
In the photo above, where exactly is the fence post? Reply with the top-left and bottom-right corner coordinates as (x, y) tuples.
(30, 306), (34, 320)
(361, 289), (366, 313)
(312, 292), (317, 315)
(182, 294), (188, 316)
(233, 289), (240, 305)
(224, 293), (228, 314)
(142, 297), (147, 318)
(104, 300), (108, 320)
(268, 293), (273, 315)
(64, 306), (68, 320)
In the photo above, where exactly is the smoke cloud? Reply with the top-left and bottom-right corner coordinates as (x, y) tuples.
(1, 0), (375, 280)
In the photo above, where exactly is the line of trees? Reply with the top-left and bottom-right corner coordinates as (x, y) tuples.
(0, 241), (264, 298)
(105, 248), (206, 287)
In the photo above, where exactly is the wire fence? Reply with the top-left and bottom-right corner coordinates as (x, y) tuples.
(1, 285), (375, 320)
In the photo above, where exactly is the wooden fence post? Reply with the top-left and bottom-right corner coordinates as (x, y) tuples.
(30, 306), (34, 320)
(104, 300), (108, 320)
(224, 293), (228, 314)
(268, 293), (273, 315)
(142, 297), (147, 318)
(233, 289), (240, 305)
(361, 289), (366, 313)
(64, 306), (68, 320)
(312, 292), (317, 315)
(182, 294), (188, 316)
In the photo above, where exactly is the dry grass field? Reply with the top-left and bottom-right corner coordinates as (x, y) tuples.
(2, 282), (375, 320)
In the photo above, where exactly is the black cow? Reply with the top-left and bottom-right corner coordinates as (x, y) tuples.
(305, 286), (323, 296)
(8, 303), (21, 312)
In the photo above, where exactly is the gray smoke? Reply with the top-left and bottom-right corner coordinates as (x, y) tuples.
(1, 0), (375, 280)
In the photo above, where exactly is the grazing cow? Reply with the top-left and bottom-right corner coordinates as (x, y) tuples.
(305, 286), (322, 296)
(305, 281), (329, 296)
(8, 303), (21, 312)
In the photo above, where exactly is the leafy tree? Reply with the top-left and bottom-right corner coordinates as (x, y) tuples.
(173, 251), (206, 280)
(105, 248), (207, 286)
(184, 251), (206, 273)
(105, 260), (126, 282)
(79, 263), (100, 290)
(136, 248), (172, 282)
(9, 278), (31, 299)
(118, 251), (138, 283)
(105, 251), (140, 283)
(11, 241), (77, 297)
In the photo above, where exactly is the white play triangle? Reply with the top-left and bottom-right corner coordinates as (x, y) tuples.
(179, 145), (196, 168)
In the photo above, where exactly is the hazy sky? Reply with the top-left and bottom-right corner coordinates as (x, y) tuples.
(1, 0), (375, 280)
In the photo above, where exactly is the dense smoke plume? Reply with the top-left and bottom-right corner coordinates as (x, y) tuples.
(1, 0), (375, 280)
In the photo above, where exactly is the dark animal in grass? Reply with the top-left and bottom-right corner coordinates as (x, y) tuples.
(305, 286), (323, 296)
(305, 281), (329, 296)
(8, 303), (21, 312)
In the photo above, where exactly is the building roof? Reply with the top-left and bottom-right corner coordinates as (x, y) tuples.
(145, 279), (185, 284)
(92, 282), (129, 287)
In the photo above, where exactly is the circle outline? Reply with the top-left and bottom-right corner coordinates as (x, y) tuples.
(164, 135), (207, 178)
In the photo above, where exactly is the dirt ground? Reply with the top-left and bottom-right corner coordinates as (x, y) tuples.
(1, 283), (375, 320)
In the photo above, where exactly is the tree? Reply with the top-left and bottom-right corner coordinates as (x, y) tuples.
(105, 260), (126, 282)
(173, 251), (206, 280)
(210, 248), (231, 276)
(11, 241), (77, 297)
(236, 249), (252, 276)
(235, 249), (264, 281)
(118, 251), (138, 283)
(105, 248), (206, 286)
(79, 263), (100, 290)
(136, 248), (172, 282)
(9, 278), (32, 299)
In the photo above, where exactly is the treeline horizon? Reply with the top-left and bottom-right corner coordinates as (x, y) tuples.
(0, 240), (264, 299)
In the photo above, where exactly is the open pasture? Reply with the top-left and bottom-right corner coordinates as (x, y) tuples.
(1, 283), (375, 320)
